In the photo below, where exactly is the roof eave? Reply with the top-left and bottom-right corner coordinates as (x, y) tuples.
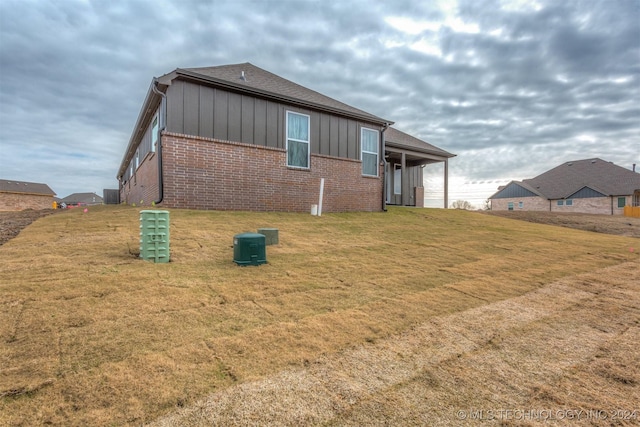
(384, 141), (456, 159)
(117, 79), (162, 178)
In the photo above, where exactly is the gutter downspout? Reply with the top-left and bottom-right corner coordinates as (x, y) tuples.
(151, 79), (167, 205)
(381, 123), (389, 212)
(611, 196), (614, 215)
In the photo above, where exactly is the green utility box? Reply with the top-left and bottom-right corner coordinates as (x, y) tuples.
(233, 232), (267, 266)
(140, 210), (170, 263)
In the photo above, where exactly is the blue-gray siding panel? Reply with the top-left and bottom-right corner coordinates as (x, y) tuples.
(492, 182), (538, 199)
(568, 186), (606, 199)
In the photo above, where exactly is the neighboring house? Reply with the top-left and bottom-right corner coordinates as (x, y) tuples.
(490, 158), (640, 215)
(117, 63), (455, 212)
(61, 192), (104, 206)
(0, 179), (56, 211)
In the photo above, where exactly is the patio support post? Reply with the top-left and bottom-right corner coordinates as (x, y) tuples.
(401, 152), (408, 206)
(444, 158), (449, 209)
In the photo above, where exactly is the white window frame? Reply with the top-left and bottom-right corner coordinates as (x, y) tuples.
(151, 114), (159, 153)
(566, 199), (573, 206)
(518, 201), (523, 209)
(361, 127), (379, 177)
(557, 200), (564, 206)
(135, 149), (140, 169)
(394, 164), (402, 194)
(286, 111), (310, 169)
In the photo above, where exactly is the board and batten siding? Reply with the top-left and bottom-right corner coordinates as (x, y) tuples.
(166, 80), (374, 161)
(387, 163), (422, 206)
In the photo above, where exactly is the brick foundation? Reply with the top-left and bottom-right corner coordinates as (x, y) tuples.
(125, 133), (383, 213)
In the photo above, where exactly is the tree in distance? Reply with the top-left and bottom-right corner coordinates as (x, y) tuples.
(450, 200), (474, 210)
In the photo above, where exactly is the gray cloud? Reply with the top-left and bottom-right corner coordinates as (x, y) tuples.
(0, 0), (638, 204)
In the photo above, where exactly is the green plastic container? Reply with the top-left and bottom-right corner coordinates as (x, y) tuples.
(233, 233), (267, 266)
(140, 210), (170, 263)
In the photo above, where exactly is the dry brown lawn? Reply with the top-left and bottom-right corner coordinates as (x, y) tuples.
(0, 206), (638, 426)
(152, 262), (639, 426)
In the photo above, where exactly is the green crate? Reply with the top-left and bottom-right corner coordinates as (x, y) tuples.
(140, 210), (170, 263)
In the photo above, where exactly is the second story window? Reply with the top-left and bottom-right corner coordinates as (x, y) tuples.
(286, 111), (310, 168)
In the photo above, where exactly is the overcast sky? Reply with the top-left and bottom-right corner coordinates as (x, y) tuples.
(1, 0), (638, 207)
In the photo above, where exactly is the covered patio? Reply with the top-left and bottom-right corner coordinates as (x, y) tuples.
(384, 127), (455, 208)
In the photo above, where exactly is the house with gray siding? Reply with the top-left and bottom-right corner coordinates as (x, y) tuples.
(117, 63), (454, 212)
(490, 158), (640, 215)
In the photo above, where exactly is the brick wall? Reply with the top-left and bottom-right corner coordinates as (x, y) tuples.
(0, 193), (54, 211)
(491, 197), (549, 211)
(552, 197), (623, 215)
(158, 132), (382, 212)
(120, 151), (159, 206)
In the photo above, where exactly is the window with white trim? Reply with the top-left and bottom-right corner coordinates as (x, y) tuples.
(617, 197), (626, 208)
(566, 199), (573, 206)
(394, 164), (401, 194)
(286, 111), (310, 168)
(557, 200), (564, 206)
(361, 127), (379, 176)
(151, 115), (159, 153)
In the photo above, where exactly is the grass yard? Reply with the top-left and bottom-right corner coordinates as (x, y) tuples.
(0, 206), (638, 426)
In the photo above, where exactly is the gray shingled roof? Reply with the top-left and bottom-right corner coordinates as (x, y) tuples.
(0, 179), (55, 196)
(495, 158), (640, 199)
(385, 127), (455, 158)
(176, 63), (391, 124)
(62, 192), (103, 204)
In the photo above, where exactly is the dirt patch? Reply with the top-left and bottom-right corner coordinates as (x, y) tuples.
(0, 210), (58, 246)
(482, 210), (640, 238)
